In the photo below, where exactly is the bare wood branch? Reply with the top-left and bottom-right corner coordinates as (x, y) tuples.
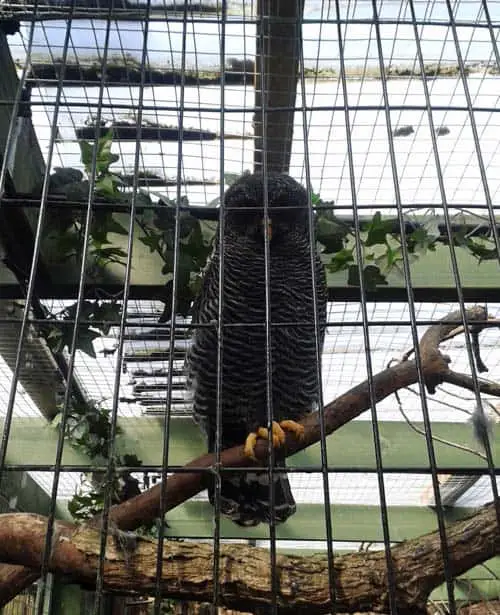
(0, 565), (39, 606)
(0, 306), (497, 608)
(107, 306), (493, 531)
(0, 503), (497, 613)
(441, 371), (500, 396)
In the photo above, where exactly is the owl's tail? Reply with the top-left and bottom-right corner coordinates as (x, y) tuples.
(208, 461), (296, 527)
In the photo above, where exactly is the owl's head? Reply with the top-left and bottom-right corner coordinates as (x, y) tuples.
(223, 172), (310, 243)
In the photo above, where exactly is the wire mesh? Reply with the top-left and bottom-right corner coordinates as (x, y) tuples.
(0, 0), (499, 614)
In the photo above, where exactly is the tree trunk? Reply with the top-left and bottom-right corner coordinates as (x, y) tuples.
(0, 504), (497, 614)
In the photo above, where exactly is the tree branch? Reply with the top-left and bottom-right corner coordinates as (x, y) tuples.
(0, 305), (497, 609)
(441, 371), (500, 396)
(107, 306), (495, 531)
(0, 503), (497, 613)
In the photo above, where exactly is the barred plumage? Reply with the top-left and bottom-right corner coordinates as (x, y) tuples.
(186, 172), (327, 526)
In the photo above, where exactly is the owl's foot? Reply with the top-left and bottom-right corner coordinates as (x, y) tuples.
(243, 420), (304, 460)
(279, 419), (305, 441)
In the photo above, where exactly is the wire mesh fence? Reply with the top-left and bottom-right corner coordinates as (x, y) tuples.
(0, 0), (499, 614)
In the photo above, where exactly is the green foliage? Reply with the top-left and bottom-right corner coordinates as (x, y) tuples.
(137, 197), (215, 321)
(52, 394), (146, 521)
(39, 298), (121, 358)
(53, 398), (119, 459)
(315, 200), (444, 290)
(65, 454), (142, 521)
(43, 134), (498, 303)
(45, 130), (151, 275)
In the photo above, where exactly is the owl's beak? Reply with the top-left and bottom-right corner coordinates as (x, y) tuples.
(262, 217), (272, 241)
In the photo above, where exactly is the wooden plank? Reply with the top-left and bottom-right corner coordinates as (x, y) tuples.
(163, 500), (477, 541)
(3, 417), (497, 471)
(0, 31), (46, 193)
(0, 300), (66, 421)
(254, 0), (305, 174)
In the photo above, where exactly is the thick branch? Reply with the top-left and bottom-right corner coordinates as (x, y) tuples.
(442, 370), (500, 396)
(108, 306), (494, 531)
(0, 503), (497, 613)
(0, 306), (496, 607)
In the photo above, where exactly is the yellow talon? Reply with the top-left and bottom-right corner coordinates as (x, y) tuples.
(244, 420), (301, 459)
(257, 421), (286, 448)
(279, 419), (305, 441)
(244, 432), (259, 460)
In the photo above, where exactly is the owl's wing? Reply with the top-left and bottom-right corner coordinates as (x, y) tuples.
(190, 249), (219, 326)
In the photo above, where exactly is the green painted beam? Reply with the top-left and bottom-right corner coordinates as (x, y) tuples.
(117, 417), (498, 471)
(3, 417), (497, 471)
(430, 558), (500, 601)
(164, 501), (477, 541)
(118, 417), (498, 471)
(0, 470), (51, 515)
(2, 418), (95, 467)
(0, 470), (67, 519)
(325, 242), (500, 290)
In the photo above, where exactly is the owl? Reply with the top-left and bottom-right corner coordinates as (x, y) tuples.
(186, 172), (327, 526)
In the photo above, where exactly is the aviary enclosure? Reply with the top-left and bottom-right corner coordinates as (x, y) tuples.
(0, 0), (499, 613)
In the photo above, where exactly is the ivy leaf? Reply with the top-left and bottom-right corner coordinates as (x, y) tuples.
(310, 192), (321, 206)
(316, 214), (349, 253)
(407, 226), (436, 254)
(179, 212), (200, 240)
(64, 300), (95, 322)
(189, 271), (204, 297)
(154, 206), (176, 231)
(348, 264), (388, 290)
(105, 215), (130, 236)
(139, 232), (163, 253)
(91, 211), (128, 242)
(79, 140), (94, 173)
(92, 302), (122, 335)
(449, 227), (469, 247)
(95, 175), (118, 196)
(327, 248), (354, 273)
(364, 212), (394, 247)
(384, 243), (403, 269)
(44, 326), (65, 353)
(423, 217), (441, 242)
(90, 217), (110, 244)
(158, 251), (197, 321)
(466, 238), (498, 263)
(92, 246), (128, 264)
(51, 230), (82, 261)
(96, 130), (115, 175)
(51, 414), (62, 428)
(120, 453), (142, 467)
(224, 172), (242, 186)
(158, 279), (193, 322)
(75, 328), (101, 358)
(135, 191), (153, 208)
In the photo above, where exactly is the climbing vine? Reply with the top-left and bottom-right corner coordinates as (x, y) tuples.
(40, 133), (498, 336)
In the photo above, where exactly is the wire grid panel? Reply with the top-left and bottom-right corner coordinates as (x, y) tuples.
(0, 1), (499, 614)
(3, 1), (499, 209)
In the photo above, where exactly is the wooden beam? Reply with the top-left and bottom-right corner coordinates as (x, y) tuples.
(0, 470), (55, 516)
(254, 0), (305, 174)
(0, 301), (66, 421)
(3, 417), (497, 472)
(163, 500), (478, 541)
(0, 32), (45, 193)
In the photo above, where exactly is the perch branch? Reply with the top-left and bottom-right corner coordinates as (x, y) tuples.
(0, 305), (497, 607)
(106, 306), (495, 531)
(0, 503), (497, 613)
(441, 371), (500, 396)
